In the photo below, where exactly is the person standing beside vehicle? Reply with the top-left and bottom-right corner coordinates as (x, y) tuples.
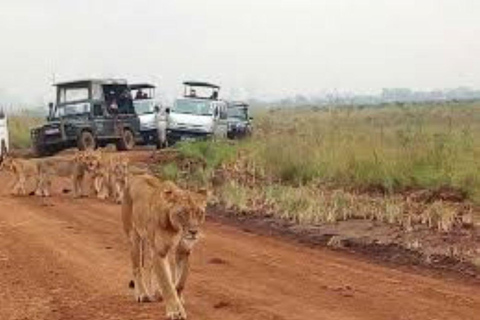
(155, 105), (169, 149)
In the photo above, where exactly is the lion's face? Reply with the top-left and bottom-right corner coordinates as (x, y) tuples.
(77, 150), (102, 172)
(175, 191), (207, 245)
(182, 207), (206, 242)
(112, 160), (129, 182)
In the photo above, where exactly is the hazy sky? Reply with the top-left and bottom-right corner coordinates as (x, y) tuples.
(1, 0), (480, 105)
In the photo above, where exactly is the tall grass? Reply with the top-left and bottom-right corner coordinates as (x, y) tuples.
(8, 116), (44, 149)
(252, 103), (480, 201)
(176, 140), (237, 170)
(157, 140), (238, 188)
(152, 102), (479, 229)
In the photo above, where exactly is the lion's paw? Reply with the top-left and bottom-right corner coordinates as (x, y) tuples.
(166, 302), (187, 320)
(135, 294), (152, 303)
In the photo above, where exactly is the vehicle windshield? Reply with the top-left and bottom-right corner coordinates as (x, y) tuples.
(56, 102), (90, 117)
(134, 100), (154, 115)
(58, 87), (89, 104)
(173, 99), (212, 116)
(228, 107), (248, 120)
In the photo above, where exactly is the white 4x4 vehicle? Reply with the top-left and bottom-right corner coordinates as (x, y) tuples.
(0, 110), (9, 157)
(167, 81), (228, 144)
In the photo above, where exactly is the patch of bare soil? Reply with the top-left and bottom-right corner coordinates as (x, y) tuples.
(2, 151), (480, 319)
(209, 205), (480, 280)
(2, 177), (480, 320)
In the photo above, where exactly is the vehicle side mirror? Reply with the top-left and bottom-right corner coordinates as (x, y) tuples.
(47, 102), (54, 120)
(154, 106), (160, 113)
(249, 116), (254, 121)
(165, 107), (170, 114)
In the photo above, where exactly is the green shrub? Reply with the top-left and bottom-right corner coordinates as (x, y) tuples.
(176, 140), (237, 170)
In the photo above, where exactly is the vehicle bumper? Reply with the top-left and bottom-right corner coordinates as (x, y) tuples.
(227, 127), (250, 139)
(167, 129), (212, 143)
(31, 131), (74, 149)
(140, 129), (160, 144)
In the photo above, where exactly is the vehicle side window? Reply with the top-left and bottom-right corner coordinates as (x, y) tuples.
(92, 85), (103, 100)
(93, 104), (103, 117)
(220, 106), (228, 120)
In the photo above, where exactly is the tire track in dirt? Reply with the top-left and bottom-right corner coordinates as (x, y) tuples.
(1, 171), (480, 320)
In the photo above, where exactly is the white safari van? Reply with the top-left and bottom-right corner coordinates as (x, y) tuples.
(167, 81), (228, 144)
(0, 109), (9, 157)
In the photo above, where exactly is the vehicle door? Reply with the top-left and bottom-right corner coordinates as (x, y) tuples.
(116, 89), (139, 137)
(97, 85), (121, 138)
(213, 103), (228, 139)
(92, 101), (116, 138)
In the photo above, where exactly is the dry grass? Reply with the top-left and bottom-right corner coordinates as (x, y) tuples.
(252, 103), (480, 201)
(217, 182), (473, 232)
(156, 102), (480, 231)
(8, 115), (44, 149)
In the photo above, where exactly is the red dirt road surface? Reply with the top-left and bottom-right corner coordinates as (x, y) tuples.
(1, 173), (480, 320)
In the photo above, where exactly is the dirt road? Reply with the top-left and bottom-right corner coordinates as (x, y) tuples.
(1, 174), (480, 320)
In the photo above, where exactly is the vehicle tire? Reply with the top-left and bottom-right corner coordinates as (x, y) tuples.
(0, 140), (6, 157)
(78, 130), (96, 151)
(33, 143), (54, 158)
(116, 129), (135, 151)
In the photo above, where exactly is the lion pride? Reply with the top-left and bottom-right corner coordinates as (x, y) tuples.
(122, 174), (207, 320)
(0, 151), (100, 197)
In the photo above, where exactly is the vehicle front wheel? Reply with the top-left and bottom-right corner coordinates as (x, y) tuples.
(78, 131), (96, 151)
(1, 140), (6, 156)
(33, 143), (55, 157)
(116, 129), (135, 151)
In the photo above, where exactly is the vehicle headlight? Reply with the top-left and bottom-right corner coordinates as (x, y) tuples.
(200, 125), (211, 133)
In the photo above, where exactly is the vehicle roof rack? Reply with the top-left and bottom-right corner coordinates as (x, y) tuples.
(229, 101), (249, 107)
(129, 83), (156, 90)
(183, 81), (220, 89)
(54, 78), (128, 87)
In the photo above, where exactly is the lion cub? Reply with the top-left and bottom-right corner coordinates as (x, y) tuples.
(35, 151), (100, 197)
(122, 174), (207, 320)
(91, 151), (129, 203)
(0, 155), (42, 196)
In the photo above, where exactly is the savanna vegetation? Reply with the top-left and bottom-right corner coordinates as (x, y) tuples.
(164, 102), (480, 231)
(8, 102), (480, 231)
(8, 115), (43, 149)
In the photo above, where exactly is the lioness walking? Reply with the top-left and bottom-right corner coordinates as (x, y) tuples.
(122, 174), (207, 320)
(0, 151), (99, 197)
